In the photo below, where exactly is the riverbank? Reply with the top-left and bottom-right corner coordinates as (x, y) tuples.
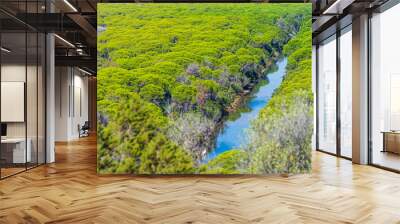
(225, 59), (280, 114)
(206, 58), (288, 160)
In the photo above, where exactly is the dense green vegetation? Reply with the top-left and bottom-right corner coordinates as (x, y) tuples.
(202, 18), (313, 174)
(246, 17), (313, 173)
(97, 3), (311, 174)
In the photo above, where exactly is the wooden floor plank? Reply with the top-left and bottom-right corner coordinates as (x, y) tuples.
(0, 136), (399, 223)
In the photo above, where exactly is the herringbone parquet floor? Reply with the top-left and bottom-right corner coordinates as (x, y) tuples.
(1, 136), (400, 224)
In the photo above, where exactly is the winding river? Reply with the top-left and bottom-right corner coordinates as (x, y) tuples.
(206, 58), (288, 160)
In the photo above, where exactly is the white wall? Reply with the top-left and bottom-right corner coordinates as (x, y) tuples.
(72, 72), (89, 138)
(1, 65), (26, 139)
(55, 67), (89, 141)
(1, 64), (25, 81)
(55, 66), (69, 141)
(1, 64), (40, 137)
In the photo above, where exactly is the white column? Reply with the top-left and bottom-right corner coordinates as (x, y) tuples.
(352, 14), (369, 164)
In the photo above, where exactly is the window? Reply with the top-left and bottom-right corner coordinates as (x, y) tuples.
(318, 35), (337, 154)
(339, 26), (352, 158)
(370, 3), (400, 171)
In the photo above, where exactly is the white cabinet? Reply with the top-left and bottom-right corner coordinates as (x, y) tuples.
(1, 138), (32, 163)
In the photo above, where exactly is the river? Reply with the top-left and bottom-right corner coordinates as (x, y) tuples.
(206, 58), (288, 160)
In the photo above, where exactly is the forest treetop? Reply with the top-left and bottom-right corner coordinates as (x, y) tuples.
(97, 3), (312, 174)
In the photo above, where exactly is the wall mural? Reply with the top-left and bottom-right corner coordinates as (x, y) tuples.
(97, 3), (313, 174)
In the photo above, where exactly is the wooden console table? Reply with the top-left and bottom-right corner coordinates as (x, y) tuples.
(382, 131), (400, 154)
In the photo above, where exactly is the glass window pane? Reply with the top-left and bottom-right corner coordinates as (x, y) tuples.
(27, 31), (38, 169)
(0, 0), (46, 179)
(318, 35), (337, 154)
(371, 4), (400, 171)
(340, 27), (352, 158)
(1, 31), (27, 177)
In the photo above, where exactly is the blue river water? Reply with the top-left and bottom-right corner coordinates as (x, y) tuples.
(206, 58), (288, 160)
